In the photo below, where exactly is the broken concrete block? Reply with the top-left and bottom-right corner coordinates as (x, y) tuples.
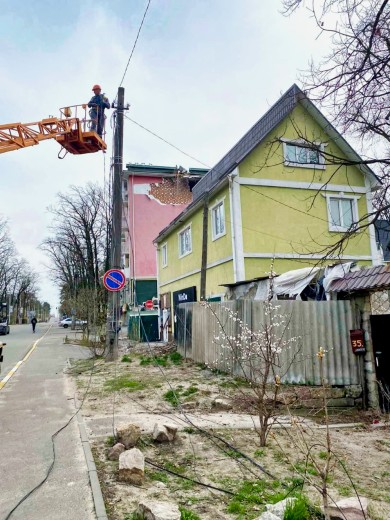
(212, 398), (232, 411)
(116, 423), (141, 449)
(118, 448), (144, 485)
(328, 496), (369, 520)
(255, 512), (280, 520)
(152, 423), (178, 443)
(108, 442), (125, 461)
(137, 500), (181, 520)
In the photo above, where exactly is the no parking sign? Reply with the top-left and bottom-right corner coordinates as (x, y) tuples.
(103, 269), (126, 292)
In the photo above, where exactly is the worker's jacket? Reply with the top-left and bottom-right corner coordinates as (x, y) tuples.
(88, 95), (110, 118)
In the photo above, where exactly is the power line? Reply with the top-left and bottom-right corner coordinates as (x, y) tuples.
(118, 0), (152, 90)
(124, 115), (211, 168)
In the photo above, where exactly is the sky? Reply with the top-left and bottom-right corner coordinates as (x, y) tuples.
(0, 0), (333, 311)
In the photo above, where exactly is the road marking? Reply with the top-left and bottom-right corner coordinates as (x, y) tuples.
(0, 325), (53, 391)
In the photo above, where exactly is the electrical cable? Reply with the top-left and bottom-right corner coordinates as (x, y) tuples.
(115, 0), (152, 100)
(124, 115), (211, 168)
(145, 459), (234, 495)
(4, 354), (101, 520)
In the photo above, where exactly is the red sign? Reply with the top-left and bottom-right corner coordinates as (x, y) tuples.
(144, 300), (154, 309)
(350, 329), (366, 354)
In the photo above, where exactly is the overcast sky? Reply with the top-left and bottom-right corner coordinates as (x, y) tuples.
(0, 0), (332, 311)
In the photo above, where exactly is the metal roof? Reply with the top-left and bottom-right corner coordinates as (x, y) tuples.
(155, 84), (381, 243)
(329, 264), (390, 292)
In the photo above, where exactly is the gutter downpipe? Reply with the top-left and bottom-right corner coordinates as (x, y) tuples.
(228, 168), (245, 283)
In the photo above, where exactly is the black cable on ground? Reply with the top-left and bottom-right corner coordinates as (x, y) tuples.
(145, 459), (234, 496)
(4, 356), (99, 520)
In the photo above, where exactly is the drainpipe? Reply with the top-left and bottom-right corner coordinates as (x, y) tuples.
(228, 168), (245, 283)
(200, 195), (209, 300)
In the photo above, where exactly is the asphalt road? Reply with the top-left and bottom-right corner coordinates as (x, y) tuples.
(0, 323), (96, 520)
(0, 323), (49, 377)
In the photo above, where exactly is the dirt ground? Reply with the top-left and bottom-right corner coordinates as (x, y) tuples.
(68, 342), (390, 520)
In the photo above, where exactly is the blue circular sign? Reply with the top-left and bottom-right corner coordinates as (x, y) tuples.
(103, 269), (126, 292)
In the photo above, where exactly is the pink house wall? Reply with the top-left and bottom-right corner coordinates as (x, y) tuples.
(128, 176), (190, 278)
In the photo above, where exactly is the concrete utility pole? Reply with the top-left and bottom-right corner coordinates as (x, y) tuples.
(106, 86), (126, 361)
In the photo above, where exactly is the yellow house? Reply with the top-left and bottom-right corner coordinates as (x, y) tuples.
(154, 84), (381, 312)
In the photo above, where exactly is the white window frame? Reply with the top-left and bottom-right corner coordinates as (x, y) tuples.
(282, 139), (326, 170)
(323, 193), (360, 232)
(178, 223), (192, 258)
(161, 242), (168, 268)
(210, 198), (226, 241)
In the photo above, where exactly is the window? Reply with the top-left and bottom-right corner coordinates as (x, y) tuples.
(178, 225), (192, 257)
(283, 141), (324, 168)
(161, 243), (168, 267)
(211, 201), (226, 240)
(328, 196), (358, 231)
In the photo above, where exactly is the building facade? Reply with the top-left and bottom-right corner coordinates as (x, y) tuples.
(154, 85), (382, 323)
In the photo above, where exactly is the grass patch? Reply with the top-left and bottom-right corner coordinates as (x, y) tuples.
(164, 389), (180, 407)
(254, 449), (265, 458)
(163, 385), (199, 407)
(140, 355), (168, 367)
(121, 354), (132, 363)
(139, 351), (183, 367)
(104, 376), (146, 392)
(148, 470), (169, 484)
(183, 427), (200, 435)
(179, 507), (201, 520)
(105, 435), (116, 447)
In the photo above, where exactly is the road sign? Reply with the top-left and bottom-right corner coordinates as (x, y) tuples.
(144, 300), (154, 309)
(103, 269), (126, 292)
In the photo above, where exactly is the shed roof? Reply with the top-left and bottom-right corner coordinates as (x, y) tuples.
(329, 264), (390, 292)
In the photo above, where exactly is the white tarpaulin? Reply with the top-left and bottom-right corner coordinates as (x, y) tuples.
(273, 266), (320, 297)
(323, 262), (354, 299)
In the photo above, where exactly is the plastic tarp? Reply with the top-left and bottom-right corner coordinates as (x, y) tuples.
(323, 262), (354, 298)
(273, 266), (320, 297)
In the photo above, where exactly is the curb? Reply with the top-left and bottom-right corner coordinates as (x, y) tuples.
(76, 412), (109, 520)
(66, 359), (108, 520)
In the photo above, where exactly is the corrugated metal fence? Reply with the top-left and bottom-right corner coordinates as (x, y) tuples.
(176, 300), (360, 386)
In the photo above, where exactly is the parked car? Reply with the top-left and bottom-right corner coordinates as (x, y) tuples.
(59, 317), (87, 329)
(0, 319), (10, 335)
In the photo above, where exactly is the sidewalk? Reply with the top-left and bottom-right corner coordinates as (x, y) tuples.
(0, 327), (96, 520)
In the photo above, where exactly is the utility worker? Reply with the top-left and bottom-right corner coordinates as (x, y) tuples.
(88, 84), (110, 138)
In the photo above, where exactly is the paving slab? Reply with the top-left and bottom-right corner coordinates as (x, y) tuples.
(0, 326), (96, 520)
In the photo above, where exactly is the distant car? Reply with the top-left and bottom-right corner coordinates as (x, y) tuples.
(59, 317), (87, 329)
(0, 319), (10, 335)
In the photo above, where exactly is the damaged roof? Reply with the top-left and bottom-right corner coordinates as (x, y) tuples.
(329, 264), (390, 293)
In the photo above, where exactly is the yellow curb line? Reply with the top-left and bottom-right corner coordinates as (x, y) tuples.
(0, 325), (53, 391)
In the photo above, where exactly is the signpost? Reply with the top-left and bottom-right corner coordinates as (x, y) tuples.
(103, 269), (126, 292)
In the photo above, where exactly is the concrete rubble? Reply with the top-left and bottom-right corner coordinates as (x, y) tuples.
(137, 500), (181, 520)
(116, 423), (141, 449)
(328, 496), (369, 520)
(152, 423), (178, 443)
(118, 448), (145, 485)
(107, 442), (125, 461)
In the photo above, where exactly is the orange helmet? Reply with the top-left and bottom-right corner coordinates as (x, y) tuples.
(92, 84), (101, 91)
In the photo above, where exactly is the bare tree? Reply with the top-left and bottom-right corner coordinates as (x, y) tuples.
(41, 183), (111, 336)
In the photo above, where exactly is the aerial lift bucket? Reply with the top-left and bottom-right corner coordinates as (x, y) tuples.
(56, 105), (107, 155)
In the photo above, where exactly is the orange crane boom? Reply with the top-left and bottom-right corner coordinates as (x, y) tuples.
(0, 106), (107, 156)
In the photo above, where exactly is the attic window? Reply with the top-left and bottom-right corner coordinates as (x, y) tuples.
(283, 141), (325, 169)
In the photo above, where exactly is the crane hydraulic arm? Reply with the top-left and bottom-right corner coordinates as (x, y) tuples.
(0, 106), (107, 156)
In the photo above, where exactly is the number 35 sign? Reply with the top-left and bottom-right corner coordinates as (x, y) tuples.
(349, 329), (366, 355)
